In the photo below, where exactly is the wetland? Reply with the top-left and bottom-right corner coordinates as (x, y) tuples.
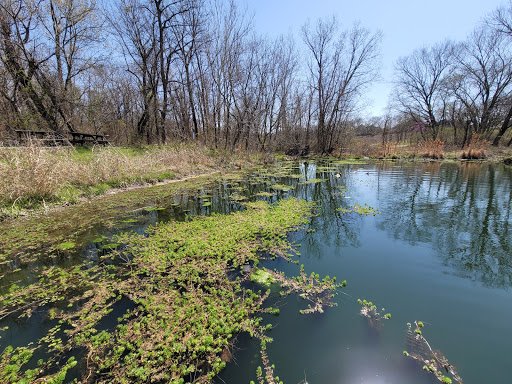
(1, 159), (511, 383)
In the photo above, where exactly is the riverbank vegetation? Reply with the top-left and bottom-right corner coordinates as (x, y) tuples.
(0, 144), (271, 219)
(0, 198), (344, 383)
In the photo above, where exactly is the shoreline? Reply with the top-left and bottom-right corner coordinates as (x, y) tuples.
(1, 149), (511, 222)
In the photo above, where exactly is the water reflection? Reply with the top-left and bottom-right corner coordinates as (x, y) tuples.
(373, 162), (512, 288)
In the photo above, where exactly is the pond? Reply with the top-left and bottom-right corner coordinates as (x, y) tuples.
(214, 161), (512, 384)
(1, 160), (511, 383)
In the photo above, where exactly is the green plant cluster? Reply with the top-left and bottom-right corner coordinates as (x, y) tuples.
(0, 198), (315, 383)
(357, 299), (391, 327)
(266, 265), (346, 314)
(338, 203), (381, 216)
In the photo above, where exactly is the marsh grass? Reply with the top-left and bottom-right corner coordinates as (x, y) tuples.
(461, 133), (488, 159)
(0, 144), (259, 218)
(420, 139), (445, 159)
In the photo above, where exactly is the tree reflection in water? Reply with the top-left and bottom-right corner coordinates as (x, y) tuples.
(373, 162), (512, 288)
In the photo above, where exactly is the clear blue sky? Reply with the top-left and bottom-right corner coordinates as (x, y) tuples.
(235, 0), (507, 118)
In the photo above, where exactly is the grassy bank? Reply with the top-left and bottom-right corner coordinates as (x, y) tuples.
(0, 198), (341, 383)
(0, 144), (271, 219)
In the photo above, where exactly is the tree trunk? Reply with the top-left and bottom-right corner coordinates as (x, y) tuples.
(492, 105), (512, 146)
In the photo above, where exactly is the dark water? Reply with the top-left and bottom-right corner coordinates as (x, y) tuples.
(2, 160), (512, 384)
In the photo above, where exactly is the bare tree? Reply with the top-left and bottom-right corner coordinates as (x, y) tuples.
(301, 17), (381, 154)
(487, 0), (512, 145)
(0, 0), (104, 136)
(393, 40), (455, 139)
(449, 25), (512, 144)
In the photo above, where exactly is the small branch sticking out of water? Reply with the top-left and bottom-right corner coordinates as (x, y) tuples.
(404, 321), (463, 384)
(251, 341), (282, 384)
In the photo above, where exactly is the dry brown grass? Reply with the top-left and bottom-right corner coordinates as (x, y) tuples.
(420, 138), (444, 159)
(0, 143), (255, 212)
(461, 133), (488, 159)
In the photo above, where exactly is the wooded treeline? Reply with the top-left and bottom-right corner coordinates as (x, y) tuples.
(1, 0), (512, 151)
(391, 2), (512, 147)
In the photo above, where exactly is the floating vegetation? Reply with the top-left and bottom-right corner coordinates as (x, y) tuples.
(251, 340), (282, 384)
(250, 268), (276, 287)
(266, 265), (346, 314)
(254, 192), (275, 198)
(0, 199), (326, 383)
(229, 193), (247, 201)
(271, 184), (295, 192)
(101, 242), (120, 250)
(404, 321), (463, 384)
(145, 207), (165, 211)
(357, 299), (391, 328)
(331, 159), (368, 165)
(120, 218), (138, 223)
(54, 241), (76, 251)
(0, 171), (228, 266)
(299, 178), (327, 184)
(338, 203), (381, 216)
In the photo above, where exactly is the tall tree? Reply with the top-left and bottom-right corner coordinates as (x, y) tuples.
(449, 25), (512, 143)
(301, 17), (381, 154)
(0, 0), (103, 134)
(487, 0), (512, 145)
(393, 40), (455, 139)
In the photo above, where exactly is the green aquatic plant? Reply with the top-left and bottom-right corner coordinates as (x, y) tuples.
(0, 198), (319, 383)
(144, 206), (165, 211)
(357, 299), (391, 328)
(338, 203), (381, 216)
(250, 268), (276, 287)
(299, 178), (327, 184)
(271, 184), (295, 192)
(251, 341), (283, 384)
(331, 159), (368, 165)
(255, 191), (275, 197)
(54, 241), (76, 251)
(404, 321), (463, 384)
(266, 265), (346, 314)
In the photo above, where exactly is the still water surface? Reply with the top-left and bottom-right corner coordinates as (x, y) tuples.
(214, 161), (512, 384)
(2, 160), (512, 384)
